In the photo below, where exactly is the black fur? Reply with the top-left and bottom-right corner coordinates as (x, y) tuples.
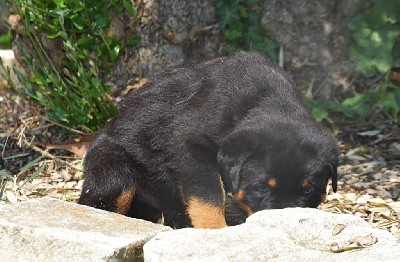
(78, 52), (339, 228)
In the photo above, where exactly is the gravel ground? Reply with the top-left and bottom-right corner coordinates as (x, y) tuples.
(1, 88), (399, 238)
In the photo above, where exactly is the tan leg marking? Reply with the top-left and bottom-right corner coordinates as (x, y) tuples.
(235, 189), (246, 201)
(187, 198), (227, 229)
(116, 187), (135, 215)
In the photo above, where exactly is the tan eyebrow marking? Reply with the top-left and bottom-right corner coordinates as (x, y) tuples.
(267, 178), (277, 188)
(301, 178), (310, 189)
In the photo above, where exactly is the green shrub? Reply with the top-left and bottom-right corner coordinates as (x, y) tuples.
(348, 0), (400, 76)
(216, 0), (279, 60)
(1, 0), (141, 132)
(0, 30), (13, 49)
(305, 0), (400, 126)
(303, 87), (400, 125)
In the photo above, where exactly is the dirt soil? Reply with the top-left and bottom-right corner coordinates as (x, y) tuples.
(0, 87), (399, 239)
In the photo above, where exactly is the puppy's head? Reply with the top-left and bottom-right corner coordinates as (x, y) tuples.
(218, 122), (339, 216)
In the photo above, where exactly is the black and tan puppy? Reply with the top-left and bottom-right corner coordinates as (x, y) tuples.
(78, 52), (339, 228)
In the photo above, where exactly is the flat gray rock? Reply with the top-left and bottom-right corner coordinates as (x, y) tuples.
(0, 197), (170, 262)
(144, 208), (400, 262)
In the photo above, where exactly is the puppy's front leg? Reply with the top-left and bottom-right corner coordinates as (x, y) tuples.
(186, 197), (227, 229)
(181, 169), (227, 229)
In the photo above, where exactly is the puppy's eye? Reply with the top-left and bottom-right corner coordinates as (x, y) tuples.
(301, 178), (313, 194)
(304, 187), (313, 194)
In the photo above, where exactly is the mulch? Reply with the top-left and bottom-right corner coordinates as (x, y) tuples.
(0, 87), (399, 238)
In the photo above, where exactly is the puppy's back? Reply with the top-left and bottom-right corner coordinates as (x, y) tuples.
(113, 52), (302, 134)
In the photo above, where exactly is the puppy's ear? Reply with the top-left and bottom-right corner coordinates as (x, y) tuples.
(330, 164), (338, 193)
(218, 131), (259, 194)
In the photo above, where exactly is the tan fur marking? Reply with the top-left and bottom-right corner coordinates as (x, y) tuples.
(116, 187), (135, 215)
(238, 202), (254, 216)
(267, 178), (277, 188)
(235, 189), (246, 202)
(187, 198), (227, 229)
(301, 178), (310, 189)
(234, 190), (254, 216)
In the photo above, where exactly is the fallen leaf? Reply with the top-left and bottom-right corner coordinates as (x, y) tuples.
(388, 201), (400, 213)
(357, 130), (382, 137)
(348, 234), (378, 247)
(368, 198), (387, 205)
(45, 141), (90, 158)
(5, 190), (18, 203)
(42, 133), (96, 158)
(332, 224), (347, 236)
(327, 243), (365, 253)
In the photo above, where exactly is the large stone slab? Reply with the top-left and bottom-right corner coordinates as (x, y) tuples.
(0, 197), (171, 261)
(144, 208), (400, 262)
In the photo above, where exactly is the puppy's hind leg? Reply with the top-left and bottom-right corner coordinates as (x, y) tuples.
(78, 135), (138, 215)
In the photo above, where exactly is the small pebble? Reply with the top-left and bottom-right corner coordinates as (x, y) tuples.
(356, 197), (368, 204)
(372, 173), (383, 180)
(50, 172), (62, 180)
(75, 180), (84, 190)
(354, 212), (363, 217)
(384, 171), (398, 179)
(378, 190), (392, 200)
(346, 178), (359, 184)
(352, 182), (365, 189)
(344, 193), (357, 202)
(366, 188), (378, 194)
(327, 193), (343, 201)
(65, 181), (77, 189)
(31, 178), (43, 186)
(56, 182), (66, 188)
(342, 174), (353, 180)
(74, 171), (84, 180)
(391, 188), (399, 199)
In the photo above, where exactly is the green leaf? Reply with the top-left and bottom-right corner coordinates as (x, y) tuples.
(77, 37), (93, 48)
(126, 35), (142, 46)
(111, 45), (121, 62)
(0, 30), (13, 49)
(311, 106), (328, 122)
(216, 0), (241, 28)
(348, 0), (400, 76)
(342, 93), (372, 117)
(54, 0), (65, 7)
(72, 16), (86, 31)
(123, 0), (137, 17)
(31, 76), (44, 85)
(238, 5), (249, 18)
(108, 0), (121, 7)
(94, 16), (108, 29)
(72, 5), (84, 14)
(224, 21), (244, 40)
(91, 77), (101, 88)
